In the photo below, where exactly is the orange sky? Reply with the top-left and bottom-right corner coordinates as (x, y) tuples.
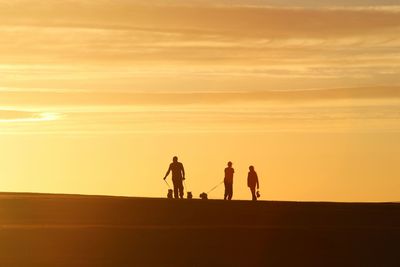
(0, 0), (399, 201)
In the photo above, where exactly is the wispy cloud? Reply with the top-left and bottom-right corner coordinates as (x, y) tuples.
(0, 1), (399, 135)
(1, 1), (399, 92)
(0, 87), (399, 107)
(1, 99), (399, 135)
(0, 109), (59, 123)
(0, 86), (399, 135)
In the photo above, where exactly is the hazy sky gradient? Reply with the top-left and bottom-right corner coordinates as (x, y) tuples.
(0, 0), (399, 201)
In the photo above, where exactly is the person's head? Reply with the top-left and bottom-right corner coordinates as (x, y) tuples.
(249, 165), (255, 172)
(227, 161), (232, 167)
(173, 156), (178, 163)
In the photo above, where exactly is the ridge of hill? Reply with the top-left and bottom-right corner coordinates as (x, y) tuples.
(0, 192), (399, 266)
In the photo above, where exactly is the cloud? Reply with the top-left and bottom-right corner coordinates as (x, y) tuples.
(0, 87), (399, 107)
(2, 3), (400, 37)
(0, 1), (399, 92)
(0, 110), (59, 122)
(2, 96), (399, 135)
(0, 3), (399, 68)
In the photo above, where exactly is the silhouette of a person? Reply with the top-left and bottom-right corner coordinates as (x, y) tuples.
(224, 161), (234, 200)
(247, 165), (259, 201)
(164, 156), (185, 199)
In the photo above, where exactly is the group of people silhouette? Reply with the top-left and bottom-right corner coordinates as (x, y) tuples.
(163, 156), (260, 201)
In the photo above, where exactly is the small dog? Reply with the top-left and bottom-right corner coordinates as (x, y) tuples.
(199, 192), (208, 200)
(187, 192), (193, 199)
(167, 189), (173, 199)
(256, 191), (261, 198)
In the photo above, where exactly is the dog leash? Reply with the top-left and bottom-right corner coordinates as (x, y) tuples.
(207, 180), (224, 194)
(184, 179), (190, 191)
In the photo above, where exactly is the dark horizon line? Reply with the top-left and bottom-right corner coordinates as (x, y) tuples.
(0, 191), (398, 204)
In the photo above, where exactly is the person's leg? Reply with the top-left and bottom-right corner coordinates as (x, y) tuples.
(173, 181), (179, 199)
(179, 180), (184, 199)
(224, 182), (228, 200)
(226, 183), (231, 200)
(228, 183), (233, 200)
(250, 187), (257, 201)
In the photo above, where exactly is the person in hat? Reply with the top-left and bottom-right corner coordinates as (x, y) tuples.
(224, 161), (234, 200)
(247, 165), (259, 201)
(163, 156), (185, 199)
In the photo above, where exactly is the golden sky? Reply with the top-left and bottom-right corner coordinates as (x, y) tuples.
(0, 0), (399, 201)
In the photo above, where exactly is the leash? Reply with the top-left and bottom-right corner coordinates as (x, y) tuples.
(164, 180), (171, 189)
(184, 179), (190, 191)
(207, 180), (224, 194)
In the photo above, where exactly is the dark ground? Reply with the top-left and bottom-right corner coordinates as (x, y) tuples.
(0, 193), (399, 267)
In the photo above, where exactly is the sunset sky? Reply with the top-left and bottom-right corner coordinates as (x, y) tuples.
(0, 0), (399, 201)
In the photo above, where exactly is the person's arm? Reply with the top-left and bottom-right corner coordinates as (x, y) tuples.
(181, 163), (185, 180)
(164, 165), (171, 180)
(256, 173), (259, 189)
(247, 173), (250, 187)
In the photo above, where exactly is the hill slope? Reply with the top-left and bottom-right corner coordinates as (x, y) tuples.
(0, 193), (399, 266)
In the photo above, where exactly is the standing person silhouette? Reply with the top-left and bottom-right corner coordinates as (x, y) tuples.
(247, 165), (259, 201)
(224, 161), (234, 200)
(163, 156), (185, 199)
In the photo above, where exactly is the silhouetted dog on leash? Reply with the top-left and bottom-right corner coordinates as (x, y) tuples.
(167, 189), (173, 199)
(199, 192), (208, 200)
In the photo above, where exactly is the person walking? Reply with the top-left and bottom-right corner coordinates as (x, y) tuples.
(224, 161), (234, 200)
(163, 156), (185, 199)
(247, 165), (259, 201)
